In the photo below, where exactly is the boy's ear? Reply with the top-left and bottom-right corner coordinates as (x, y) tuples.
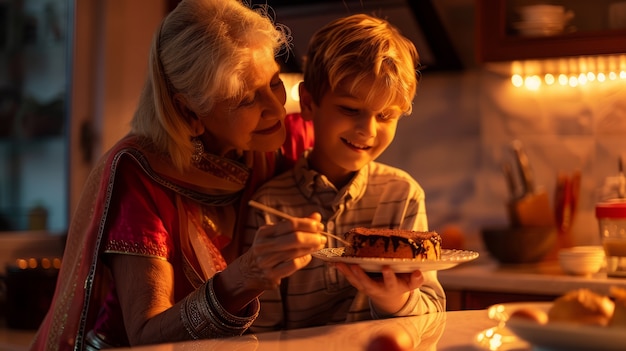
(174, 93), (204, 136)
(298, 82), (314, 121)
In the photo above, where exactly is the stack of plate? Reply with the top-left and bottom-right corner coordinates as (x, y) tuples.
(514, 4), (574, 37)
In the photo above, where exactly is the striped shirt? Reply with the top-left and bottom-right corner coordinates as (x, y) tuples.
(244, 153), (446, 333)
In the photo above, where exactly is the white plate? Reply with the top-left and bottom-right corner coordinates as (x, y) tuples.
(311, 248), (478, 273)
(488, 302), (626, 351)
(474, 325), (530, 351)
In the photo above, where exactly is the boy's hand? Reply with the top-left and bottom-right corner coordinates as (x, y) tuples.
(334, 262), (424, 315)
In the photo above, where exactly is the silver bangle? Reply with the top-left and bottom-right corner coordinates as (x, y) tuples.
(205, 277), (260, 327)
(180, 277), (259, 339)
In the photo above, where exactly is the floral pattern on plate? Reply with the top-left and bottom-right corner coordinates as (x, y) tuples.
(312, 248), (479, 273)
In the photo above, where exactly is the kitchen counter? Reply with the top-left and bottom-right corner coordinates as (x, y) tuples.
(438, 252), (626, 310)
(1, 310), (506, 351)
(5, 253), (625, 349)
(109, 309), (502, 351)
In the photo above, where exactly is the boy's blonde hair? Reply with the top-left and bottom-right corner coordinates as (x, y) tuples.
(131, 0), (289, 171)
(302, 14), (419, 115)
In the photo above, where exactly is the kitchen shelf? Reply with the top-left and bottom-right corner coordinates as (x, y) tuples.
(476, 0), (626, 62)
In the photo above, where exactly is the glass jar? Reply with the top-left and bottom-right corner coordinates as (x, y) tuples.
(595, 199), (626, 277)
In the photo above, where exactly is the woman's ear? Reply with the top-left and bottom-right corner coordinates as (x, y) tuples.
(174, 93), (204, 136)
(298, 82), (314, 121)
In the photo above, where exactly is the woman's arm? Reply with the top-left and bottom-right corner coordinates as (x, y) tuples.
(111, 255), (191, 344)
(111, 214), (326, 345)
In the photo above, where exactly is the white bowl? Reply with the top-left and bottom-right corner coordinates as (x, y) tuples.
(558, 246), (605, 275)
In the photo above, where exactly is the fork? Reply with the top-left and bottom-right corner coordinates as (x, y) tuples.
(248, 200), (350, 245)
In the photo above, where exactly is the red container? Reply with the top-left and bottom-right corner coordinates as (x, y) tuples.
(595, 200), (626, 277)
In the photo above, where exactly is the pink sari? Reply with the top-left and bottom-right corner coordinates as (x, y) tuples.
(30, 115), (312, 351)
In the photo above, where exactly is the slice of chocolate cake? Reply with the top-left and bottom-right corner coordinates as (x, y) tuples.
(343, 227), (441, 260)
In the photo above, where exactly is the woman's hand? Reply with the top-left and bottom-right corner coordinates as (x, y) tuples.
(334, 263), (424, 315)
(214, 213), (327, 313)
(246, 212), (327, 288)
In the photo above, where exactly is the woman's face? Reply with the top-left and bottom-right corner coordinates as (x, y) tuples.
(200, 53), (287, 157)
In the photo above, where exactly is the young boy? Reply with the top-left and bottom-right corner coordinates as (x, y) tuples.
(245, 13), (445, 332)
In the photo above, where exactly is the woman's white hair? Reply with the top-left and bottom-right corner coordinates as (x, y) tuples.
(131, 0), (289, 171)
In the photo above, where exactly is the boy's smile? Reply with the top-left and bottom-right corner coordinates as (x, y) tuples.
(301, 78), (403, 188)
(342, 138), (373, 151)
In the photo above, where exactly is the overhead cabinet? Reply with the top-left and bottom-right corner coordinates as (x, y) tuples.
(476, 0), (626, 62)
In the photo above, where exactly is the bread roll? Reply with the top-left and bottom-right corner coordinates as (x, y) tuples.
(509, 307), (548, 324)
(609, 286), (626, 328)
(548, 288), (615, 326)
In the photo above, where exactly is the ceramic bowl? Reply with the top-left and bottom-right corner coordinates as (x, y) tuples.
(558, 246), (605, 275)
(481, 226), (557, 264)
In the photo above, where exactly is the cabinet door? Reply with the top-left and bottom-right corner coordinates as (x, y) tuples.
(0, 0), (163, 234)
(0, 0), (72, 233)
(476, 0), (626, 62)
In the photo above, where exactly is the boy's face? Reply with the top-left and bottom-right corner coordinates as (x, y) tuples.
(301, 80), (403, 187)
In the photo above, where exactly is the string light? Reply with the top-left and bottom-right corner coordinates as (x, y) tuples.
(510, 54), (626, 89)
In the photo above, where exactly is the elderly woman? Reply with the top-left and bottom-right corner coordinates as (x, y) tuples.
(30, 0), (322, 349)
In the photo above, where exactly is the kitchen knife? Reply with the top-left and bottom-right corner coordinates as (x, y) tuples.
(503, 162), (522, 226)
(509, 140), (553, 227)
(512, 140), (535, 195)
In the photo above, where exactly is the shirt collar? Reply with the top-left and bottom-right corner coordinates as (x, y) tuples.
(292, 150), (369, 206)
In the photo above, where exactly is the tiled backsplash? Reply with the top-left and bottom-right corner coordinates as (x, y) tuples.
(379, 69), (626, 249)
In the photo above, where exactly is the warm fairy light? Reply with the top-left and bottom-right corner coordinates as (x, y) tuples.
(511, 74), (523, 87)
(14, 257), (61, 270)
(511, 54), (626, 89)
(28, 257), (37, 268)
(17, 258), (28, 269)
(524, 75), (541, 90)
(41, 258), (51, 269)
(587, 72), (596, 81)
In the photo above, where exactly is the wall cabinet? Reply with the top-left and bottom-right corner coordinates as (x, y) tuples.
(476, 0), (626, 62)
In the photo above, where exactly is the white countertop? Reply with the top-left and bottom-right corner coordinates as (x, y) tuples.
(6, 253), (626, 350)
(438, 253), (626, 296)
(109, 309), (503, 351)
(2, 310), (501, 351)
